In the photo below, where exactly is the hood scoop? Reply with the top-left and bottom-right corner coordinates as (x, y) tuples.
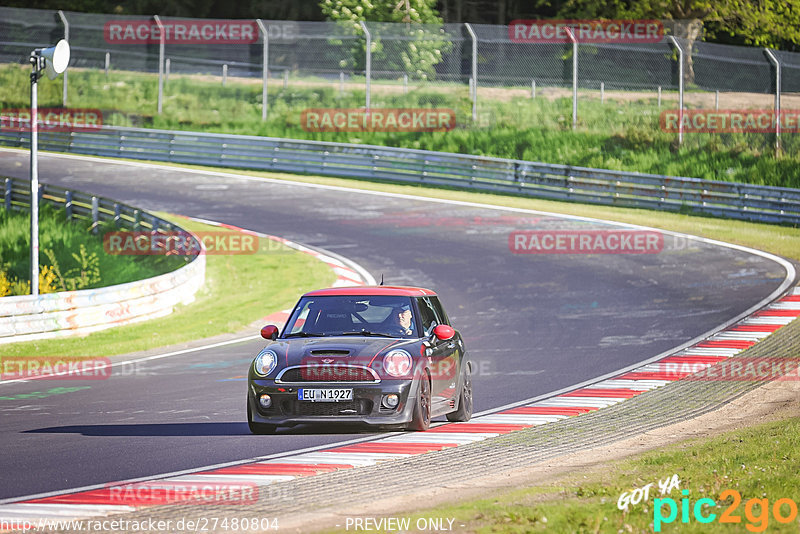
(309, 349), (352, 357)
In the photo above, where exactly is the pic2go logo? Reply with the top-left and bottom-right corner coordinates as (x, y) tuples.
(654, 489), (799, 532)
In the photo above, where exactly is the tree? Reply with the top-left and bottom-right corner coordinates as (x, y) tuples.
(549, 0), (800, 83)
(319, 0), (451, 79)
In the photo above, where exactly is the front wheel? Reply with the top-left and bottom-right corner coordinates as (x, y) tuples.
(247, 398), (277, 435)
(446, 366), (473, 422)
(406, 374), (431, 431)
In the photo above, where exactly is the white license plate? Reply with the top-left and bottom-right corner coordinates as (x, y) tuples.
(297, 388), (353, 402)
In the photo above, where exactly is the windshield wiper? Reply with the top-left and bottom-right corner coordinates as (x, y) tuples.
(340, 330), (396, 338)
(284, 332), (326, 338)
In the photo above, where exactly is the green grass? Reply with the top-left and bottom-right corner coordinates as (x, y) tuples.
(0, 203), (185, 295)
(2, 65), (798, 188)
(326, 416), (800, 533)
(0, 214), (336, 357)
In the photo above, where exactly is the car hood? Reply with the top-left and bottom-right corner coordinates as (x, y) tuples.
(266, 336), (418, 367)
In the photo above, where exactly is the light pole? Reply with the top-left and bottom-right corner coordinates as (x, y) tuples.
(29, 39), (70, 296)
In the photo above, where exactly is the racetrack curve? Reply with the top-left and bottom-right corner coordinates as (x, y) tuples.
(0, 149), (793, 501)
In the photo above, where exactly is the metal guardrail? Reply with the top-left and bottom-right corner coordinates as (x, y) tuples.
(1, 125), (799, 225)
(0, 174), (206, 344)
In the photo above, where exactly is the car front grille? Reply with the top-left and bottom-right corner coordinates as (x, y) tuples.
(282, 399), (372, 416)
(277, 365), (379, 383)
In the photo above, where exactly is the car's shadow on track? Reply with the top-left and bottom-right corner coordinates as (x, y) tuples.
(23, 422), (387, 437)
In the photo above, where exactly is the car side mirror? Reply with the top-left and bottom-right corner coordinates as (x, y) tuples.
(432, 324), (455, 341)
(260, 325), (279, 340)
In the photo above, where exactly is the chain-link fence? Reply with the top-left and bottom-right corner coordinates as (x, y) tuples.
(1, 6), (798, 156)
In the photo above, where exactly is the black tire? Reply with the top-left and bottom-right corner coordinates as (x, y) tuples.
(247, 398), (277, 435)
(446, 365), (473, 422)
(406, 373), (431, 431)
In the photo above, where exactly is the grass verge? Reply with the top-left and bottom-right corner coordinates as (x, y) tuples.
(0, 203), (185, 295)
(1, 65), (798, 187)
(0, 214), (336, 358)
(327, 415), (800, 533)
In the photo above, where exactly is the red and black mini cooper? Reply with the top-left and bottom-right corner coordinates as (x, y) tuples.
(247, 286), (472, 433)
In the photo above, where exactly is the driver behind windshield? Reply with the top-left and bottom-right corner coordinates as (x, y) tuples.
(388, 304), (414, 337)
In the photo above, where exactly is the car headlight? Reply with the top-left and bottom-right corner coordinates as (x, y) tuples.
(253, 349), (278, 376)
(383, 349), (412, 377)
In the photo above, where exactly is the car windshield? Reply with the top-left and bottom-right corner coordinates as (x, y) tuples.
(283, 295), (418, 338)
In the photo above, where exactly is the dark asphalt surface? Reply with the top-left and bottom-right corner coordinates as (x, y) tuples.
(0, 150), (792, 501)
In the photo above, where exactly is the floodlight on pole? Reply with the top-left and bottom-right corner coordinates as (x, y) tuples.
(29, 39), (70, 296)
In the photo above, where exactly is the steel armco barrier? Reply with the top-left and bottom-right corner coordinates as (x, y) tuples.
(1, 125), (798, 225)
(0, 175), (206, 344)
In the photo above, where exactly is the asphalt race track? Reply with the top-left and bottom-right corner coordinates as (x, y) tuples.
(0, 150), (793, 501)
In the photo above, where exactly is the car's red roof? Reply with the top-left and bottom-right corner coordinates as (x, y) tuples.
(304, 286), (437, 297)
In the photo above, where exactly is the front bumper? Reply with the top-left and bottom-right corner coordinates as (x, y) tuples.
(248, 378), (419, 428)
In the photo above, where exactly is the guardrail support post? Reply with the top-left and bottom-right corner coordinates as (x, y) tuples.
(256, 19), (269, 121)
(465, 23), (477, 122)
(4, 178), (11, 210)
(764, 48), (781, 153)
(667, 36), (684, 146)
(91, 196), (99, 234)
(360, 21), (371, 112)
(65, 190), (72, 219)
(134, 209), (140, 230)
(58, 10), (69, 106)
(153, 15), (165, 114)
(114, 203), (121, 228)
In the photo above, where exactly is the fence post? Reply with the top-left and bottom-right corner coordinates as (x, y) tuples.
(339, 71), (344, 97)
(564, 27), (577, 130)
(601, 82), (605, 104)
(222, 64), (227, 86)
(283, 69), (288, 89)
(58, 10), (69, 106)
(658, 86), (661, 107)
(165, 58), (170, 83)
(105, 52), (110, 77)
(715, 90), (719, 111)
(531, 79), (536, 99)
(256, 19), (269, 121)
(403, 73), (408, 94)
(360, 21), (371, 111)
(667, 36), (684, 146)
(764, 49), (781, 153)
(464, 23), (477, 122)
(153, 15), (165, 114)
